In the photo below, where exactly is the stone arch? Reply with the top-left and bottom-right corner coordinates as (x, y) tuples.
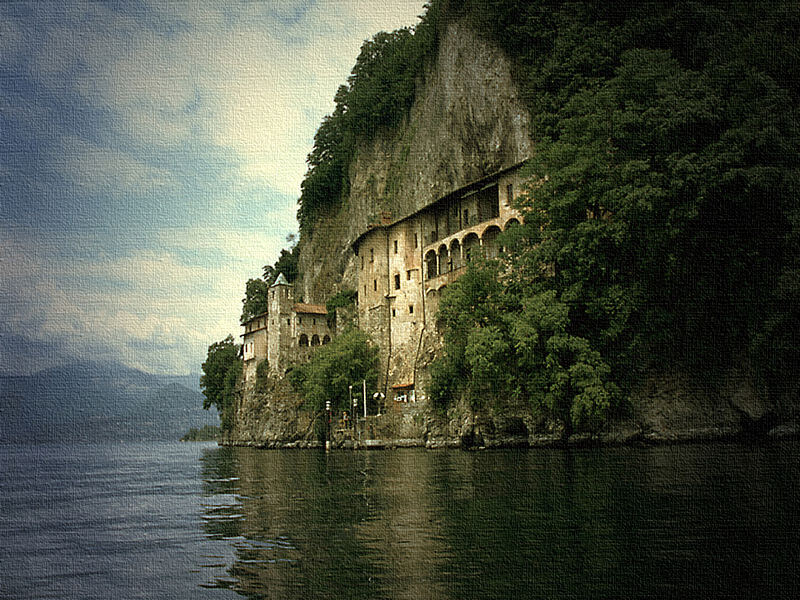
(322, 334), (331, 345)
(450, 238), (463, 271)
(482, 225), (502, 259)
(438, 244), (449, 275)
(311, 334), (320, 346)
(425, 249), (438, 279)
(504, 218), (521, 230)
(299, 334), (309, 347)
(463, 232), (480, 263)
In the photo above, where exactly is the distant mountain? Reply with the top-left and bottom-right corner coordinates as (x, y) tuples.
(0, 360), (217, 443)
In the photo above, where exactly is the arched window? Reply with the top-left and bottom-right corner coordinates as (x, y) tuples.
(482, 225), (502, 259)
(322, 335), (331, 345)
(463, 232), (480, 263)
(438, 245), (449, 275)
(299, 334), (309, 347)
(311, 334), (320, 346)
(425, 250), (438, 279)
(450, 239), (462, 271)
(504, 218), (521, 230)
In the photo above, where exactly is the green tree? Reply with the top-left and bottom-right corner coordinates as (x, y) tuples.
(297, 3), (442, 232)
(288, 327), (379, 414)
(431, 0), (800, 428)
(263, 241), (300, 285)
(240, 278), (270, 324)
(200, 335), (241, 431)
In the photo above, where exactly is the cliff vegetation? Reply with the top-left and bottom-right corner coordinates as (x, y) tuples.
(430, 0), (800, 434)
(224, 0), (799, 445)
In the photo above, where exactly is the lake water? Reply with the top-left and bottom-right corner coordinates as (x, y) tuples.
(1, 440), (798, 599)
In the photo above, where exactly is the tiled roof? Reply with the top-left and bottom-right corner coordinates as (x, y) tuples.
(391, 382), (415, 389)
(293, 303), (327, 315)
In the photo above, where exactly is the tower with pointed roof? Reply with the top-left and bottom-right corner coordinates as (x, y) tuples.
(267, 273), (292, 376)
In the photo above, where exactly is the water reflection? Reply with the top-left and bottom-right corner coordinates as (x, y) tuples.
(198, 443), (800, 599)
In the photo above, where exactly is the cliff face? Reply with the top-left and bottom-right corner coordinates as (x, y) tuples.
(296, 19), (532, 304)
(227, 16), (799, 448)
(228, 18), (534, 446)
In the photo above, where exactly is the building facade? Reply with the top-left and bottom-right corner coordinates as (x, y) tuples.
(241, 273), (332, 384)
(353, 163), (526, 402)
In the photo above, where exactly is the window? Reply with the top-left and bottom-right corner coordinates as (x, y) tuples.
(507, 183), (514, 204)
(298, 317), (302, 324)
(370, 248), (374, 263)
(414, 233), (418, 248)
(463, 209), (469, 225)
(393, 240), (398, 254)
(312, 318), (316, 325)
(394, 274), (400, 289)
(287, 319), (290, 326)
(373, 279), (377, 291)
(409, 304), (414, 314)
(406, 270), (412, 280)
(392, 308), (396, 317)
(361, 255), (364, 270)
(364, 285), (367, 296)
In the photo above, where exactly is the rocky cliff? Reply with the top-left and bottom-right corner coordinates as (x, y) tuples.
(295, 18), (532, 305)
(226, 14), (798, 449)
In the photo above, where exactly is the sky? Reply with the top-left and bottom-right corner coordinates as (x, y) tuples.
(1, 0), (426, 377)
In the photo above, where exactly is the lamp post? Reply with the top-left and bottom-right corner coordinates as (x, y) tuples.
(373, 392), (385, 417)
(325, 400), (331, 451)
(348, 385), (354, 431)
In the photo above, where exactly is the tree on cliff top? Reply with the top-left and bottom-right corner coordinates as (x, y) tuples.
(297, 2), (442, 232)
(200, 335), (241, 432)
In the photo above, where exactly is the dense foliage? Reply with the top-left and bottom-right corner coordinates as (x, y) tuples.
(297, 2), (442, 232)
(325, 288), (358, 315)
(200, 335), (241, 431)
(431, 0), (800, 432)
(288, 327), (379, 414)
(240, 241), (300, 324)
(263, 241), (300, 286)
(240, 278), (270, 324)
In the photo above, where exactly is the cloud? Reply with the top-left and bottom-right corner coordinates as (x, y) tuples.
(0, 221), (300, 375)
(1, 1), (427, 376)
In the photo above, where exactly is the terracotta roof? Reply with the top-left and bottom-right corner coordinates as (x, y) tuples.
(391, 382), (415, 390)
(293, 303), (327, 315)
